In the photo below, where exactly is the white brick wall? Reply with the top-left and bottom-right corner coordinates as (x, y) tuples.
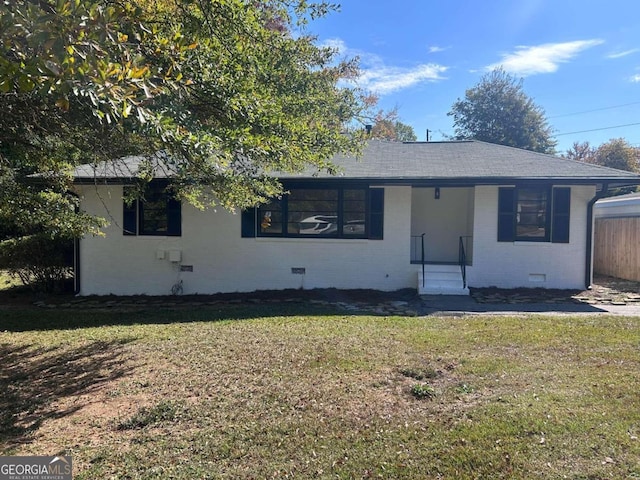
(77, 185), (415, 295)
(467, 185), (595, 289)
(76, 183), (596, 295)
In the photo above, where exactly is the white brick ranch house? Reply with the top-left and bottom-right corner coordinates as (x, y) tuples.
(72, 140), (640, 296)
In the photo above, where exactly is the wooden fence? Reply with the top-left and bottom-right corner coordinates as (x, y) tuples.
(594, 217), (640, 281)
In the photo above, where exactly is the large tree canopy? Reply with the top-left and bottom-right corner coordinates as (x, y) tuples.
(564, 139), (639, 172)
(0, 0), (371, 239)
(448, 68), (556, 154)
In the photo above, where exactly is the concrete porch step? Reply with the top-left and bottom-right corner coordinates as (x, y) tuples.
(417, 265), (469, 296)
(419, 284), (470, 295)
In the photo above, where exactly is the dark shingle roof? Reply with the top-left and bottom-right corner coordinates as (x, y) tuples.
(73, 140), (640, 187)
(279, 140), (640, 183)
(72, 152), (176, 180)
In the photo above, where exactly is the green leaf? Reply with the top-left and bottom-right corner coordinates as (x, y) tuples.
(122, 100), (132, 118)
(0, 0), (369, 239)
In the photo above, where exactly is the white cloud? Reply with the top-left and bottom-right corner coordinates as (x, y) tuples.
(608, 48), (640, 59)
(320, 37), (448, 95)
(631, 74), (640, 83)
(428, 45), (448, 54)
(357, 64), (448, 94)
(485, 39), (604, 76)
(320, 38), (348, 55)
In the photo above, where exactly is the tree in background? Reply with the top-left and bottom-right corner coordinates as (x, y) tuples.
(563, 138), (639, 197)
(593, 138), (639, 172)
(564, 141), (596, 164)
(448, 68), (556, 154)
(369, 108), (417, 142)
(394, 122), (418, 142)
(0, 0), (372, 241)
(564, 139), (638, 172)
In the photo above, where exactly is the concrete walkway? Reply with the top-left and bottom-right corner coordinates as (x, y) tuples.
(418, 294), (640, 316)
(27, 293), (640, 317)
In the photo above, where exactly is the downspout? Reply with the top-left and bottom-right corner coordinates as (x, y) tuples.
(73, 236), (81, 295)
(68, 191), (81, 295)
(584, 183), (608, 289)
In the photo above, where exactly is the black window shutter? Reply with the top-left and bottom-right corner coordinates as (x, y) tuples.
(123, 188), (138, 235)
(369, 188), (384, 240)
(551, 187), (571, 243)
(497, 187), (515, 242)
(241, 208), (256, 237)
(166, 197), (182, 236)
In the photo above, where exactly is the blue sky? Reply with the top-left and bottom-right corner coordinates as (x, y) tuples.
(308, 0), (640, 153)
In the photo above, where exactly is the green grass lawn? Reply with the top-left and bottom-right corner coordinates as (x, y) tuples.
(1, 305), (639, 479)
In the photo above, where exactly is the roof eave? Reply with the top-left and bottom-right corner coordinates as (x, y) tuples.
(73, 175), (640, 189)
(277, 176), (640, 188)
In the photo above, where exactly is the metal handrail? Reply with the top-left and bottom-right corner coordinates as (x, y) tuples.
(458, 236), (467, 288)
(420, 233), (425, 287)
(411, 234), (426, 287)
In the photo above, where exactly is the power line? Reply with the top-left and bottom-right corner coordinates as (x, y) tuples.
(555, 122), (640, 137)
(549, 101), (640, 119)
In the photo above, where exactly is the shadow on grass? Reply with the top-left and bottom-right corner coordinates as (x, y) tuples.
(0, 339), (134, 450)
(0, 302), (346, 332)
(0, 286), (423, 332)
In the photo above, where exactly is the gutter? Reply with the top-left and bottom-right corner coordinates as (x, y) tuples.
(73, 237), (80, 295)
(585, 183), (609, 289)
(67, 191), (82, 295)
(73, 176), (640, 188)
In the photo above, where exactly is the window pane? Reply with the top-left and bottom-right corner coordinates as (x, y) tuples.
(141, 203), (168, 234)
(343, 189), (366, 202)
(258, 199), (283, 234)
(516, 188), (547, 239)
(255, 187), (375, 239)
(124, 181), (181, 236)
(140, 184), (169, 234)
(288, 189), (338, 235)
(342, 189), (366, 236)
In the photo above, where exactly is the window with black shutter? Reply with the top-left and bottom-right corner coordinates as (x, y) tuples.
(497, 188), (515, 242)
(244, 186), (384, 240)
(123, 187), (138, 236)
(551, 187), (571, 243)
(369, 188), (384, 240)
(241, 208), (257, 238)
(498, 186), (570, 243)
(122, 181), (181, 236)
